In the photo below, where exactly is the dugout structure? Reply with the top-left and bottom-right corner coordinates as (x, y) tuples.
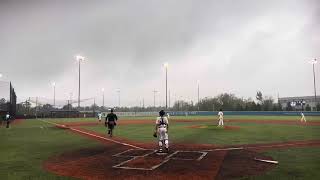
(0, 81), (17, 118)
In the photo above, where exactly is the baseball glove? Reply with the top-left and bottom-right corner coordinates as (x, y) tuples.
(153, 132), (157, 138)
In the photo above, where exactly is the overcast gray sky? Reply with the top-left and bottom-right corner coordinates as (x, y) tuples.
(0, 0), (319, 107)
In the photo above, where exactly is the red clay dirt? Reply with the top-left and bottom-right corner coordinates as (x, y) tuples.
(43, 119), (320, 180)
(44, 139), (276, 180)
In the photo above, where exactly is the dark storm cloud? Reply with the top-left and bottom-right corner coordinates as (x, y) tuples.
(0, 0), (319, 106)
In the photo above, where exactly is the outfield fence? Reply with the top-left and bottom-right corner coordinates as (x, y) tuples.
(112, 111), (320, 117)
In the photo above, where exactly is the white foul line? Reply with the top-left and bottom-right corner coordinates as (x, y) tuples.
(39, 119), (145, 150)
(203, 147), (244, 152)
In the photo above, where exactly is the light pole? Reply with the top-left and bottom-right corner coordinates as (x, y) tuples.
(0, 73), (2, 78)
(101, 88), (105, 108)
(164, 62), (168, 109)
(310, 59), (318, 105)
(76, 55), (85, 108)
(116, 89), (120, 107)
(52, 82), (56, 108)
(168, 90), (171, 109)
(153, 90), (158, 108)
(197, 80), (200, 111)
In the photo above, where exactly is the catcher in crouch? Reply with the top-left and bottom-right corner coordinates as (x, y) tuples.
(154, 110), (169, 153)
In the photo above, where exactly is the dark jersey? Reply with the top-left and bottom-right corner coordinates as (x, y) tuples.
(106, 113), (118, 122)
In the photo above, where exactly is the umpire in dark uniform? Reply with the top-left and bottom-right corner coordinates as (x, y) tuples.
(105, 109), (118, 137)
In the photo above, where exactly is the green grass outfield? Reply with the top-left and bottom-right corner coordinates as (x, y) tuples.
(0, 115), (319, 179)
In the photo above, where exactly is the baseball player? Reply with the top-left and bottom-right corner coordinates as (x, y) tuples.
(105, 109), (118, 137)
(5, 112), (10, 128)
(167, 112), (170, 119)
(154, 110), (169, 153)
(218, 109), (224, 126)
(300, 112), (306, 123)
(98, 112), (102, 122)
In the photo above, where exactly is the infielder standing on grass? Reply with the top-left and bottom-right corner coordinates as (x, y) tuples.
(154, 110), (169, 153)
(98, 112), (102, 122)
(300, 112), (306, 123)
(105, 109), (118, 137)
(218, 109), (224, 127)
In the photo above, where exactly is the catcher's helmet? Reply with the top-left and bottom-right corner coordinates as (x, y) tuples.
(159, 110), (165, 117)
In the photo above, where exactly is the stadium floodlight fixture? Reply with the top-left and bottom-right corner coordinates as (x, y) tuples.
(163, 62), (169, 68)
(75, 55), (85, 62)
(310, 58), (317, 64)
(0, 73), (2, 78)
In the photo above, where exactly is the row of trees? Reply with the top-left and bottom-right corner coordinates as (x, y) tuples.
(170, 92), (283, 111)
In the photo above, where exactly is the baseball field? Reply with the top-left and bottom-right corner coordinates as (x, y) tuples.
(1, 115), (320, 180)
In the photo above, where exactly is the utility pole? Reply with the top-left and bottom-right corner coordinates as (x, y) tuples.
(35, 97), (38, 119)
(76, 55), (85, 108)
(312, 59), (317, 104)
(143, 98), (145, 108)
(197, 81), (200, 111)
(164, 63), (168, 109)
(116, 89), (120, 107)
(153, 90), (158, 108)
(93, 97), (96, 115)
(168, 90), (171, 109)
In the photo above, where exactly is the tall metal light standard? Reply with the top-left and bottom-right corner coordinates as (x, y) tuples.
(197, 80), (200, 111)
(101, 88), (105, 108)
(168, 90), (171, 109)
(163, 62), (168, 109)
(52, 82), (56, 108)
(76, 55), (85, 108)
(310, 59), (318, 105)
(153, 90), (158, 108)
(116, 89), (120, 107)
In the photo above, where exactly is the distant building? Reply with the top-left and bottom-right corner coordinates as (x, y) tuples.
(278, 96), (319, 111)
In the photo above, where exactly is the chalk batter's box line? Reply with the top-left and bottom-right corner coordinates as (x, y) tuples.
(113, 149), (155, 158)
(203, 142), (319, 152)
(203, 147), (244, 152)
(246, 142), (319, 149)
(112, 150), (157, 170)
(168, 151), (208, 161)
(112, 149), (208, 171)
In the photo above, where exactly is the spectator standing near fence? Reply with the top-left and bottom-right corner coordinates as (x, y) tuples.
(5, 112), (10, 128)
